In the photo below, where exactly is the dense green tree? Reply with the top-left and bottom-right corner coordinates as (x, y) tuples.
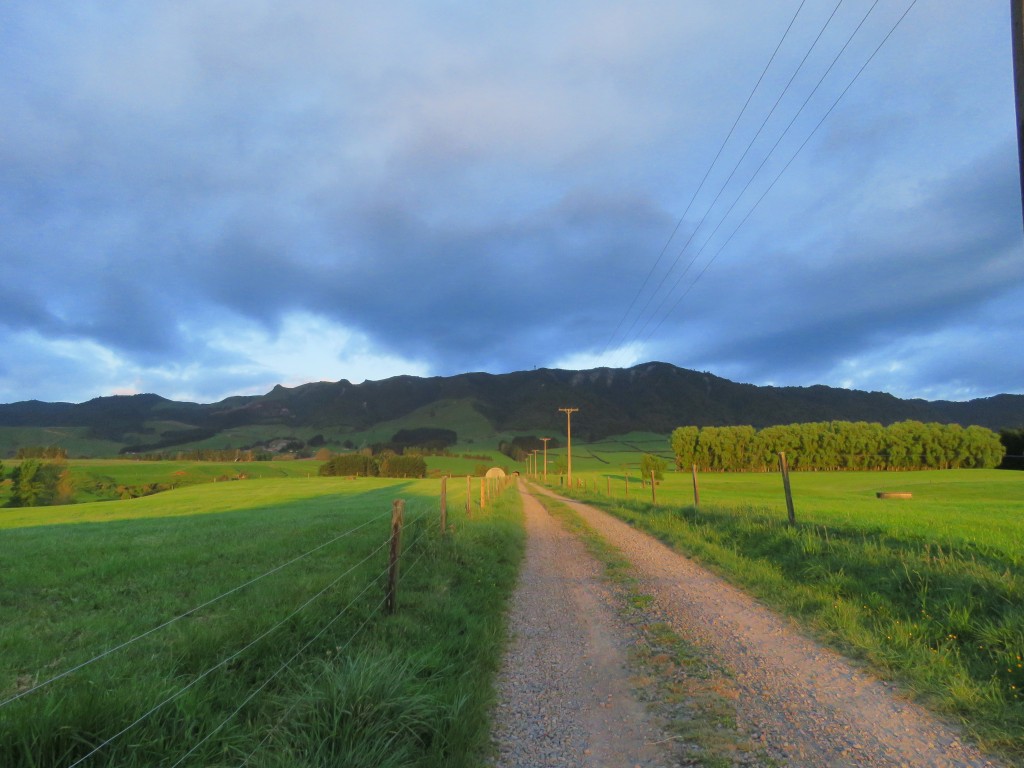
(7, 460), (62, 507)
(669, 426), (699, 470)
(962, 425), (1005, 469)
(640, 453), (667, 481)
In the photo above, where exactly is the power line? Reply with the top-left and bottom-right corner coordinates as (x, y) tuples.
(601, 0), (809, 357)
(619, 0), (849, 358)
(645, 0), (921, 340)
(634, 0), (884, 346)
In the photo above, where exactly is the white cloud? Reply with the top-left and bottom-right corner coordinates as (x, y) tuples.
(550, 342), (647, 372)
(194, 311), (432, 389)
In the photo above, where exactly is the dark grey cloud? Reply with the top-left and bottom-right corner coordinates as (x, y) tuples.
(0, 1), (1020, 404)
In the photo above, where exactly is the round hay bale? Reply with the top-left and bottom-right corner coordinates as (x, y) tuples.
(485, 467), (507, 479)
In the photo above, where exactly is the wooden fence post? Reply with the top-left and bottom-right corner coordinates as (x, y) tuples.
(624, 474), (629, 498)
(440, 476), (447, 535)
(480, 476), (486, 509)
(606, 476), (610, 495)
(691, 464), (700, 509)
(386, 499), (404, 614)
(466, 475), (472, 519)
(650, 470), (657, 504)
(778, 452), (796, 525)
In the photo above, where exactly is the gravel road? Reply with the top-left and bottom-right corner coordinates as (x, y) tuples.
(487, 482), (674, 767)
(508, 483), (1008, 768)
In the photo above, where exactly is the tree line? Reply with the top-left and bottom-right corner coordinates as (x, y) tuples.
(670, 420), (1005, 472)
(318, 453), (427, 478)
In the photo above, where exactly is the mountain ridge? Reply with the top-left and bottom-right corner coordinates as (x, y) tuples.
(1, 362), (1021, 452)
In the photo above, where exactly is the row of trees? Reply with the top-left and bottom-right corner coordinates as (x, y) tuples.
(670, 420), (1006, 472)
(318, 453), (427, 478)
(14, 446), (69, 459)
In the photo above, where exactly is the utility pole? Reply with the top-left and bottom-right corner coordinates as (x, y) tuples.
(540, 437), (551, 482)
(531, 449), (539, 478)
(558, 408), (579, 489)
(1014, 0), (1024, 230)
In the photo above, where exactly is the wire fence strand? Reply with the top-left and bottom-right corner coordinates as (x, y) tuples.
(1, 507), (392, 710)
(233, 518), (437, 768)
(65, 536), (393, 768)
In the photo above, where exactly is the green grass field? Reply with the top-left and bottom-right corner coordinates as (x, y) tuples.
(0, 452), (520, 510)
(0, 475), (524, 767)
(0, 458), (326, 508)
(541, 466), (1024, 759)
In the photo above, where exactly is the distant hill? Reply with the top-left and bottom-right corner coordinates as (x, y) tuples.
(1, 362), (1022, 456)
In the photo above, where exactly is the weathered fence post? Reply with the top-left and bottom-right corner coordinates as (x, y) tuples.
(650, 470), (657, 504)
(480, 476), (486, 509)
(466, 475), (472, 519)
(778, 452), (796, 525)
(691, 464), (700, 509)
(386, 499), (404, 614)
(440, 476), (447, 535)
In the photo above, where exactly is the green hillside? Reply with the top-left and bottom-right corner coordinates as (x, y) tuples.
(1, 362), (1022, 458)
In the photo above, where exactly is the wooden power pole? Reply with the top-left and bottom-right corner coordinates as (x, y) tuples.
(1013, 0), (1024, 230)
(540, 437), (551, 482)
(558, 408), (579, 489)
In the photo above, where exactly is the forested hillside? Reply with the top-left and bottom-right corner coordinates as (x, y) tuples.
(1, 363), (1022, 457)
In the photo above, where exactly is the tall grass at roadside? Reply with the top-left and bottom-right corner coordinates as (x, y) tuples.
(0, 477), (523, 767)
(550, 479), (1024, 759)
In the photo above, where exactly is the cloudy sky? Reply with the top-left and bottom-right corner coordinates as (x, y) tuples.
(2, 1), (1021, 405)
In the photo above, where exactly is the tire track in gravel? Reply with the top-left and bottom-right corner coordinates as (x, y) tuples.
(531, 484), (1008, 768)
(487, 482), (674, 768)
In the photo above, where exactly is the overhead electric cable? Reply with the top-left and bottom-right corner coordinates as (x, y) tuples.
(643, 0), (920, 341)
(618, 0), (847, 361)
(600, 0), (809, 357)
(633, 0), (882, 345)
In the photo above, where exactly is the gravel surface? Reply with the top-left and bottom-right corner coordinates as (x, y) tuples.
(531, 484), (1009, 768)
(487, 482), (674, 768)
